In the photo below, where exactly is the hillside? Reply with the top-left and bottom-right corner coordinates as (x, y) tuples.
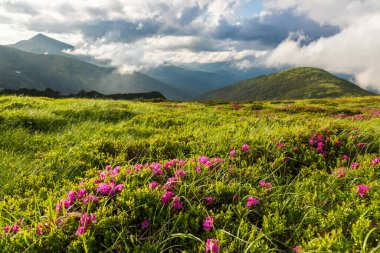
(198, 67), (374, 101)
(1, 96), (380, 252)
(0, 46), (187, 100)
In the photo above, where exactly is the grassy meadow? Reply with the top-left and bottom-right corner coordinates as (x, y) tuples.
(0, 95), (380, 252)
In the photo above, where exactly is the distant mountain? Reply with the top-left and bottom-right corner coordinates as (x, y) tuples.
(0, 46), (187, 100)
(8, 33), (74, 55)
(198, 67), (374, 101)
(143, 63), (239, 97)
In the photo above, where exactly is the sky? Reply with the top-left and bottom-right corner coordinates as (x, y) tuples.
(0, 0), (380, 92)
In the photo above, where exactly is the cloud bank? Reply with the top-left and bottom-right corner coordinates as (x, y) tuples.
(0, 0), (379, 91)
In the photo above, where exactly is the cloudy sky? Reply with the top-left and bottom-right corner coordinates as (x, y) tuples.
(0, 0), (380, 92)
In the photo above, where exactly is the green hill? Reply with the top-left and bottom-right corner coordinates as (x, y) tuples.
(0, 45), (188, 100)
(198, 67), (374, 101)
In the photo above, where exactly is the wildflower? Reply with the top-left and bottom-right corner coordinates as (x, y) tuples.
(114, 184), (124, 192)
(309, 139), (315, 146)
(172, 196), (182, 210)
(230, 149), (236, 157)
(293, 245), (300, 253)
(198, 156), (209, 165)
(105, 164), (112, 171)
(357, 185), (370, 197)
(205, 238), (219, 253)
(96, 183), (114, 195)
(4, 226), (10, 234)
(66, 191), (77, 204)
(352, 163), (360, 168)
(77, 189), (88, 199)
(241, 144), (249, 152)
(161, 191), (175, 204)
(247, 197), (260, 207)
(195, 165), (201, 173)
(141, 218), (149, 230)
(335, 140), (342, 146)
(11, 225), (19, 233)
(259, 180), (272, 190)
(109, 166), (120, 176)
(357, 143), (366, 149)
(134, 164), (143, 171)
(99, 171), (107, 179)
(204, 160), (214, 167)
(75, 226), (86, 235)
(343, 154), (350, 161)
(337, 167), (346, 178)
(36, 224), (43, 235)
(84, 195), (98, 205)
(162, 177), (179, 190)
(149, 181), (158, 190)
(204, 197), (215, 204)
(152, 163), (163, 174)
(174, 169), (186, 178)
(203, 216), (214, 231)
(370, 157), (380, 165)
(276, 142), (285, 148)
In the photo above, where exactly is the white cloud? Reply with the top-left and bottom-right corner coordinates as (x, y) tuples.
(265, 13), (380, 92)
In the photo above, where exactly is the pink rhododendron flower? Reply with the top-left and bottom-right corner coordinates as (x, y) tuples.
(293, 245), (300, 253)
(247, 197), (260, 207)
(162, 177), (179, 190)
(276, 142), (285, 148)
(151, 162), (163, 174)
(84, 195), (98, 205)
(204, 197), (215, 204)
(352, 163), (360, 168)
(204, 160), (214, 167)
(337, 167), (346, 178)
(370, 158), (380, 165)
(203, 216), (214, 231)
(105, 164), (112, 171)
(229, 149), (236, 157)
(205, 238), (219, 253)
(4, 226), (10, 234)
(141, 218), (149, 230)
(96, 183), (114, 195)
(114, 184), (124, 191)
(241, 144), (249, 152)
(66, 191), (77, 203)
(36, 224), (43, 235)
(195, 165), (201, 173)
(75, 226), (86, 235)
(357, 185), (370, 197)
(335, 140), (341, 146)
(161, 191), (175, 204)
(343, 154), (350, 161)
(198, 156), (209, 165)
(11, 225), (19, 233)
(174, 169), (186, 178)
(357, 143), (366, 149)
(149, 181), (158, 190)
(172, 196), (182, 210)
(99, 171), (107, 179)
(259, 180), (272, 190)
(77, 189), (88, 199)
(109, 166), (120, 176)
(134, 164), (143, 171)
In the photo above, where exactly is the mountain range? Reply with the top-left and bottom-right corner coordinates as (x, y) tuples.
(1, 34), (376, 101)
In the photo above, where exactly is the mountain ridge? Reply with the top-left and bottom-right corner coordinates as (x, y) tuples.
(198, 67), (374, 101)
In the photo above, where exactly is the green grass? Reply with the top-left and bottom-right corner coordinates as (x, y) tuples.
(0, 95), (380, 252)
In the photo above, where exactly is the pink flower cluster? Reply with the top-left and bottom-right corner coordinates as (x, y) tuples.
(259, 180), (272, 190)
(247, 197), (260, 207)
(203, 216), (214, 231)
(370, 157), (380, 165)
(205, 238), (219, 253)
(357, 185), (370, 197)
(75, 213), (96, 236)
(309, 132), (328, 156)
(56, 188), (90, 211)
(96, 182), (123, 196)
(161, 191), (182, 210)
(198, 156), (222, 167)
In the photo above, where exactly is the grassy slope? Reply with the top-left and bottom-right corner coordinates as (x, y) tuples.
(0, 96), (379, 252)
(198, 67), (374, 101)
